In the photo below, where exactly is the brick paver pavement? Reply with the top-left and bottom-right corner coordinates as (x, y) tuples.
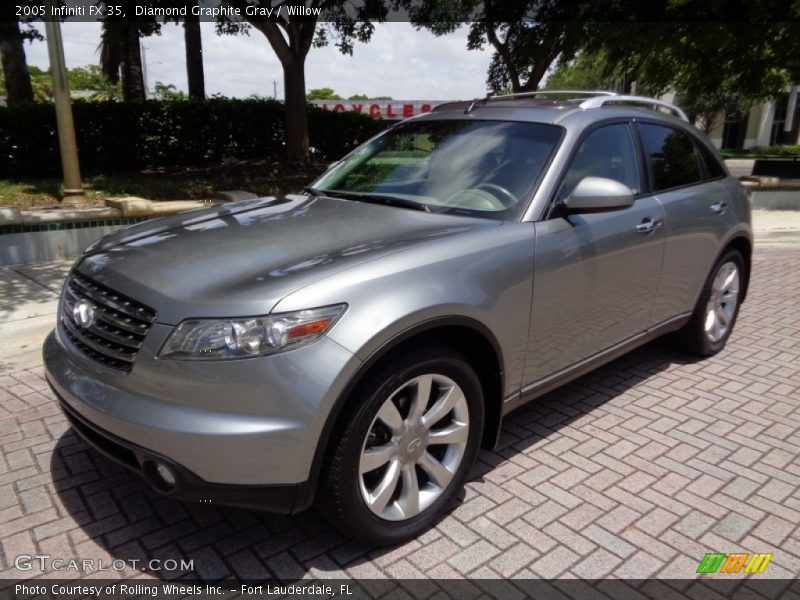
(1, 245), (798, 581)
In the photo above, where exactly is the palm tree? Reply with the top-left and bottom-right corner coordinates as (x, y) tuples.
(184, 2), (205, 99)
(99, 21), (146, 101)
(0, 10), (35, 104)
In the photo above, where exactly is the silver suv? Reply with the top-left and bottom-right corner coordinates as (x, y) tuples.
(44, 92), (752, 544)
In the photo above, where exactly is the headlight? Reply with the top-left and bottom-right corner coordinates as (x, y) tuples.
(159, 304), (346, 360)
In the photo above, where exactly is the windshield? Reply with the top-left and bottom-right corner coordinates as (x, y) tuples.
(311, 119), (562, 220)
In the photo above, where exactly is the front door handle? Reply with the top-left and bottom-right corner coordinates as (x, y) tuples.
(710, 201), (728, 214)
(636, 218), (662, 234)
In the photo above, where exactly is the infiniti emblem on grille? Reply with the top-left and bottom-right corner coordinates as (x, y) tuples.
(72, 300), (96, 329)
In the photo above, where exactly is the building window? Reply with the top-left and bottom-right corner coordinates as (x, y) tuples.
(769, 93), (790, 146)
(721, 112), (748, 150)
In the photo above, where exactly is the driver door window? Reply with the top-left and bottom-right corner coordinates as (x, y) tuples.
(560, 123), (641, 200)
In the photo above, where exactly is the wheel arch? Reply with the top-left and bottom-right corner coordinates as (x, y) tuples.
(294, 317), (505, 512)
(722, 234), (752, 303)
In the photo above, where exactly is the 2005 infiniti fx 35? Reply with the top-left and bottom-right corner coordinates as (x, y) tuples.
(44, 91), (752, 544)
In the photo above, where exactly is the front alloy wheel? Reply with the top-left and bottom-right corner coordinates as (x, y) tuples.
(359, 374), (469, 521)
(321, 346), (484, 544)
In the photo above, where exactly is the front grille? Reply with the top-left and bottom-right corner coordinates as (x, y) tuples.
(61, 273), (156, 372)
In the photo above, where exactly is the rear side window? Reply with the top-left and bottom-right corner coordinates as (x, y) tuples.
(638, 123), (702, 191)
(696, 142), (726, 179)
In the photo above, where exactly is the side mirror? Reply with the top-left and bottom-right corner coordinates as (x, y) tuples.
(563, 177), (635, 213)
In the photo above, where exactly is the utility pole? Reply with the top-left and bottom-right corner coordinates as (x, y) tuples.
(273, 79), (277, 99)
(44, 15), (86, 206)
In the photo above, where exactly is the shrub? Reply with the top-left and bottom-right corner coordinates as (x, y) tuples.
(722, 145), (800, 158)
(0, 99), (386, 178)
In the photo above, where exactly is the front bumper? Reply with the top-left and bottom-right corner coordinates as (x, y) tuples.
(43, 325), (361, 511)
(54, 386), (298, 512)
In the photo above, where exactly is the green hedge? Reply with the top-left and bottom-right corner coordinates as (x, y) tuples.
(721, 145), (800, 159)
(0, 98), (386, 178)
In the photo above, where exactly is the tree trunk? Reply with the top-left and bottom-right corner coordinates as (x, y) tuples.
(184, 10), (205, 100)
(121, 28), (145, 101)
(283, 59), (308, 163)
(0, 18), (34, 104)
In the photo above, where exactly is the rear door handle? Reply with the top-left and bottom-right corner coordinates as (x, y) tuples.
(710, 201), (728, 214)
(636, 218), (662, 234)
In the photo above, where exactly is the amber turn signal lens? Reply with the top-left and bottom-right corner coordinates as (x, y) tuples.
(287, 318), (333, 339)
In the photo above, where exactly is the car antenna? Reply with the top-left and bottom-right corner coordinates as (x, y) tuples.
(465, 92), (493, 114)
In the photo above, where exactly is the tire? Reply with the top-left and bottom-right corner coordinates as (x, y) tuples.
(671, 248), (745, 357)
(321, 345), (484, 545)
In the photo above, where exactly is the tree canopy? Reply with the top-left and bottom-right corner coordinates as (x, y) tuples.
(219, 0), (388, 162)
(410, 0), (621, 93)
(307, 87), (342, 100)
(307, 89), (393, 100)
(569, 1), (800, 130)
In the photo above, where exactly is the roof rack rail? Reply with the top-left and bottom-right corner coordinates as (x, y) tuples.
(463, 89), (615, 114)
(488, 90), (616, 100)
(457, 90), (690, 122)
(579, 94), (689, 122)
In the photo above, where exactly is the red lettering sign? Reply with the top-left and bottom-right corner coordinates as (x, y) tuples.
(311, 100), (439, 120)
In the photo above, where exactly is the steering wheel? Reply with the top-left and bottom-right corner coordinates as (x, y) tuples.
(471, 183), (518, 208)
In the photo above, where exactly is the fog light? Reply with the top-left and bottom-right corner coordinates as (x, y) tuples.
(155, 462), (176, 487)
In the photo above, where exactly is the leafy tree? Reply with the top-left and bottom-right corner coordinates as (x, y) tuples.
(307, 87), (342, 100)
(583, 1), (800, 132)
(543, 51), (617, 92)
(1, 65), (52, 102)
(68, 65), (112, 91)
(28, 65), (53, 101)
(153, 81), (186, 100)
(410, 0), (616, 93)
(348, 93), (392, 100)
(220, 0), (387, 162)
(1, 65), (120, 102)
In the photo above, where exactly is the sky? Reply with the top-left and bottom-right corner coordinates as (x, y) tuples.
(24, 22), (495, 101)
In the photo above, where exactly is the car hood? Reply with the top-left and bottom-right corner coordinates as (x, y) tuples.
(76, 194), (499, 324)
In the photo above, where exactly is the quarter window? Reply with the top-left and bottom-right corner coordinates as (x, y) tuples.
(696, 142), (726, 179)
(560, 123), (641, 199)
(639, 123), (702, 191)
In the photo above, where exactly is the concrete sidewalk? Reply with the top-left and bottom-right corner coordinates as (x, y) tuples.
(751, 209), (800, 243)
(0, 261), (72, 374)
(1, 210), (799, 376)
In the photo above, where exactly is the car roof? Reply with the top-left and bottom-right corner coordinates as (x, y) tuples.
(413, 92), (692, 130)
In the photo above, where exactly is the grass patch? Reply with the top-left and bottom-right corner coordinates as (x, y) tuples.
(0, 160), (328, 209)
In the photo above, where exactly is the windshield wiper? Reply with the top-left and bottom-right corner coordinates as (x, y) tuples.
(309, 189), (431, 212)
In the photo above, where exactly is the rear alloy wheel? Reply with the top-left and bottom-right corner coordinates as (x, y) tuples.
(703, 260), (740, 344)
(322, 347), (483, 544)
(672, 248), (745, 356)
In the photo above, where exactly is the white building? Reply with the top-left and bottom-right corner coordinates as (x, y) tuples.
(706, 85), (800, 150)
